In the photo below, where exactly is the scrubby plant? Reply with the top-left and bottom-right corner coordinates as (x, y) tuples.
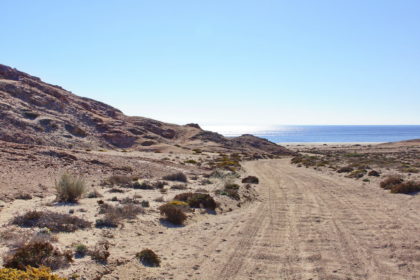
(103, 175), (133, 187)
(96, 203), (144, 228)
(162, 172), (188, 182)
(337, 166), (354, 173)
(390, 181), (420, 194)
(75, 244), (88, 258)
(87, 189), (102, 198)
(368, 170), (380, 177)
(158, 203), (187, 225)
(0, 266), (67, 280)
(11, 211), (91, 233)
(170, 184), (188, 190)
(14, 193), (33, 200)
(168, 200), (189, 208)
(241, 176), (259, 184)
(136, 249), (160, 267)
(88, 241), (110, 263)
(380, 175), (404, 190)
(141, 200), (150, 207)
(55, 173), (87, 203)
(3, 241), (73, 270)
(173, 192), (217, 210)
(216, 183), (240, 200)
(347, 169), (367, 179)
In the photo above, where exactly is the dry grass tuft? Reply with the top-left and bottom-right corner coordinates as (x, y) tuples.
(55, 173), (87, 203)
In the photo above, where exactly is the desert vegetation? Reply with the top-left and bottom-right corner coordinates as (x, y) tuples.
(55, 173), (87, 203)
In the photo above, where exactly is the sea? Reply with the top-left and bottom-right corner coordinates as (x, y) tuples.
(207, 125), (420, 143)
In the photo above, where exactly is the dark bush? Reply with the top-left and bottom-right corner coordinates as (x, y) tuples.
(136, 249), (160, 267)
(380, 175), (404, 190)
(337, 166), (354, 173)
(158, 203), (187, 225)
(104, 175), (133, 187)
(173, 192), (217, 210)
(162, 172), (188, 182)
(75, 244), (88, 258)
(12, 211), (91, 232)
(368, 170), (380, 177)
(242, 176), (259, 184)
(390, 181), (420, 194)
(3, 241), (73, 270)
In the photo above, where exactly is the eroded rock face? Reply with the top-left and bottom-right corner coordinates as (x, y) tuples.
(0, 64), (293, 155)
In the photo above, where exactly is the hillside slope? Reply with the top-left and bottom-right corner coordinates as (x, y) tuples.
(0, 64), (292, 156)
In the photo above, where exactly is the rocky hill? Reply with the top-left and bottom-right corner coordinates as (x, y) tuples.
(0, 64), (292, 156)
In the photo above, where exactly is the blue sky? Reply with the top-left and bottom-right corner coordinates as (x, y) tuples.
(1, 0), (420, 131)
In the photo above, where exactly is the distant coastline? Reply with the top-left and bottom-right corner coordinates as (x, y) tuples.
(208, 125), (420, 143)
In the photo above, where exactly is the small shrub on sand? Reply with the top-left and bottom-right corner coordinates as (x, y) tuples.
(103, 175), (133, 187)
(368, 170), (380, 177)
(216, 183), (240, 200)
(390, 181), (420, 194)
(241, 176), (259, 184)
(12, 211), (91, 233)
(158, 203), (187, 225)
(170, 184), (188, 190)
(380, 175), (404, 190)
(0, 266), (66, 280)
(337, 166), (354, 173)
(3, 241), (73, 270)
(55, 173), (87, 203)
(96, 203), (144, 228)
(174, 192), (217, 210)
(75, 244), (88, 258)
(87, 189), (102, 198)
(162, 172), (188, 182)
(88, 241), (110, 263)
(136, 249), (160, 267)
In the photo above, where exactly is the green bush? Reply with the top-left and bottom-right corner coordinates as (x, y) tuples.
(55, 173), (87, 203)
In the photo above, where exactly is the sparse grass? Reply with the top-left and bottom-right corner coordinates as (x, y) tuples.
(0, 266), (66, 280)
(158, 203), (187, 225)
(12, 211), (91, 233)
(55, 173), (87, 203)
(162, 172), (188, 182)
(136, 249), (160, 267)
(3, 241), (73, 270)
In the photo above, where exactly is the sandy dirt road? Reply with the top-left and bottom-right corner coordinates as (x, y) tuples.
(109, 159), (420, 280)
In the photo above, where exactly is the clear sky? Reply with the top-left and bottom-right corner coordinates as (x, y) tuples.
(1, 1), (420, 131)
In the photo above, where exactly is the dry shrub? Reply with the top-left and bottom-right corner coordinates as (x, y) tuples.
(89, 241), (110, 263)
(14, 193), (33, 200)
(3, 241), (73, 270)
(170, 184), (188, 190)
(368, 170), (380, 177)
(75, 244), (88, 258)
(162, 172), (188, 182)
(12, 211), (91, 232)
(241, 176), (259, 184)
(55, 173), (87, 203)
(174, 192), (217, 210)
(136, 249), (160, 267)
(0, 266), (66, 280)
(158, 203), (187, 225)
(103, 175), (133, 187)
(390, 181), (420, 194)
(380, 175), (404, 190)
(87, 189), (103, 198)
(337, 166), (354, 173)
(96, 203), (144, 228)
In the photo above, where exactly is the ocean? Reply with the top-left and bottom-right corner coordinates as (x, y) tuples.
(210, 125), (420, 143)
